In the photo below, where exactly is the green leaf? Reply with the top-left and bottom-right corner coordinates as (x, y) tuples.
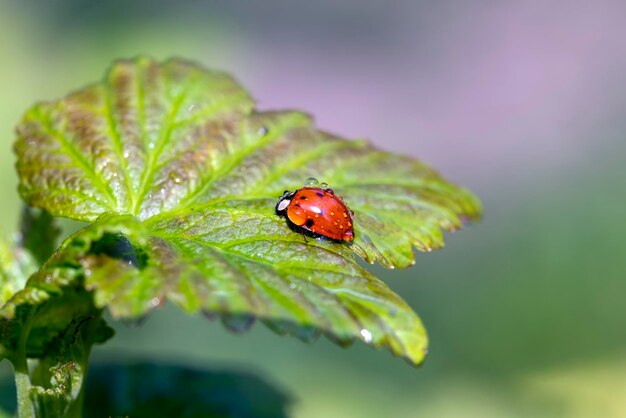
(14, 57), (482, 365)
(0, 238), (112, 360)
(0, 237), (37, 309)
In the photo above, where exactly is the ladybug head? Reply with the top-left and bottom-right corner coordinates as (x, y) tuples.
(275, 190), (294, 215)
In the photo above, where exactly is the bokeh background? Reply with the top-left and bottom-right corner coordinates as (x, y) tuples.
(1, 0), (625, 416)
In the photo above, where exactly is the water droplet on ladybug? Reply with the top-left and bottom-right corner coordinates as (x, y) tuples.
(304, 177), (319, 186)
(320, 182), (329, 189)
(326, 188), (334, 194)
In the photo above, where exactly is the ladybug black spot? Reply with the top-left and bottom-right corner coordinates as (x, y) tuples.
(305, 219), (314, 228)
(315, 191), (324, 197)
(299, 196), (308, 200)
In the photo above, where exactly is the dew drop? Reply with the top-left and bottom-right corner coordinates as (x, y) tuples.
(256, 253), (264, 258)
(188, 104), (196, 112)
(123, 151), (130, 159)
(304, 177), (319, 186)
(150, 297), (162, 307)
(148, 142), (156, 150)
(169, 171), (183, 184)
(360, 328), (373, 343)
(258, 126), (268, 136)
(320, 182), (329, 189)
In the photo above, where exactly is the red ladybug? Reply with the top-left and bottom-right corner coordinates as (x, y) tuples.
(276, 183), (354, 242)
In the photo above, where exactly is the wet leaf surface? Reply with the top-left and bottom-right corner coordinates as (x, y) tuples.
(13, 57), (482, 365)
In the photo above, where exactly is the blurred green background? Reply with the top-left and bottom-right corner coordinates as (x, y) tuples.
(1, 1), (625, 417)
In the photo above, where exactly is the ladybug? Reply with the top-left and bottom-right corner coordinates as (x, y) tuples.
(276, 182), (354, 242)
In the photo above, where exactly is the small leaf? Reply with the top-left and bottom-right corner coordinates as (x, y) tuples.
(13, 57), (482, 365)
(0, 237), (37, 308)
(0, 239), (112, 360)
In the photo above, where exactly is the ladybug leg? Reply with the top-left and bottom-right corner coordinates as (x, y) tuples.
(301, 232), (308, 243)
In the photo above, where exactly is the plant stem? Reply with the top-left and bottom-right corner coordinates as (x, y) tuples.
(13, 310), (36, 418)
(13, 358), (35, 418)
(65, 387), (85, 418)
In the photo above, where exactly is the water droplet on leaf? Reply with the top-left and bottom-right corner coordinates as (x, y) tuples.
(169, 171), (183, 184)
(360, 328), (373, 343)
